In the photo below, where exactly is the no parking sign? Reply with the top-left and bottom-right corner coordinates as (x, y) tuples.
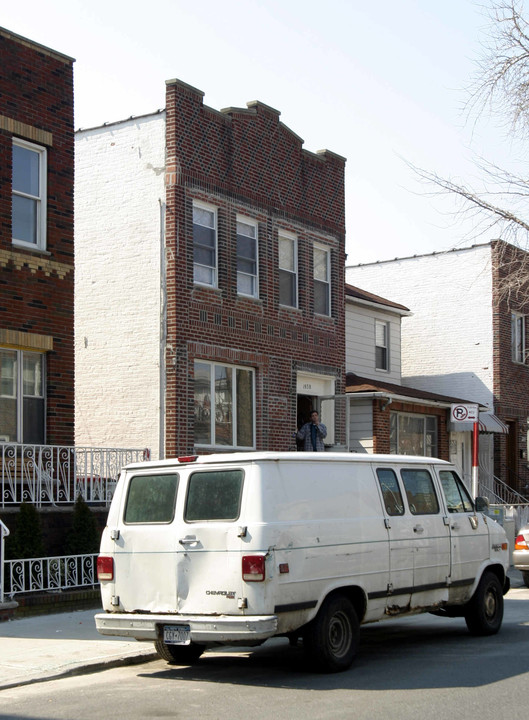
(450, 403), (479, 423)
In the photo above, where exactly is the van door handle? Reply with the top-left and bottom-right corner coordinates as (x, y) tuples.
(179, 535), (198, 546)
(451, 522), (460, 530)
(413, 524), (424, 534)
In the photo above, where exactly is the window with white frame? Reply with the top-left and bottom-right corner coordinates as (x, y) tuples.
(313, 245), (330, 315)
(511, 311), (526, 364)
(0, 349), (45, 443)
(194, 361), (255, 449)
(12, 138), (47, 250)
(389, 412), (438, 457)
(278, 234), (297, 307)
(375, 320), (389, 371)
(236, 216), (258, 297)
(193, 203), (217, 286)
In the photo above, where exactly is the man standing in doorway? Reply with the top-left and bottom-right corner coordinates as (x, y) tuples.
(297, 410), (327, 451)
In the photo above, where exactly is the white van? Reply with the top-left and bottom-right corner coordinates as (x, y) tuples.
(95, 452), (510, 673)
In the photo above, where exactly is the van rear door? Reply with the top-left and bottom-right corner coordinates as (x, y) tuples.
(113, 470), (181, 613)
(175, 467), (245, 615)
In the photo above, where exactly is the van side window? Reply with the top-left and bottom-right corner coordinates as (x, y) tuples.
(376, 468), (404, 516)
(400, 469), (439, 515)
(185, 470), (243, 522)
(124, 474), (179, 524)
(439, 470), (474, 513)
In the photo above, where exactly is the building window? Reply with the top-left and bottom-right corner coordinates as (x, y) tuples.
(0, 349), (45, 443)
(194, 361), (255, 449)
(236, 217), (258, 297)
(511, 312), (526, 364)
(278, 234), (297, 307)
(193, 203), (217, 286)
(313, 245), (330, 315)
(12, 138), (47, 250)
(375, 320), (389, 371)
(389, 412), (438, 457)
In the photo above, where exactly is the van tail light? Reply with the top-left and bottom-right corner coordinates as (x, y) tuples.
(515, 534), (529, 551)
(97, 556), (114, 581)
(242, 555), (265, 582)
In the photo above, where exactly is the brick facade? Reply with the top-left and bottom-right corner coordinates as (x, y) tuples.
(0, 29), (74, 445)
(492, 240), (529, 494)
(164, 79), (346, 455)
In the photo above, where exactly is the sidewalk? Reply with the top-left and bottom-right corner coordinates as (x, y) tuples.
(0, 608), (157, 690)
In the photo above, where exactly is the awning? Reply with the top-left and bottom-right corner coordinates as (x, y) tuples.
(449, 413), (509, 434)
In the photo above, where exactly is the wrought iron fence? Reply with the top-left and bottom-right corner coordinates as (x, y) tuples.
(0, 443), (149, 508)
(3, 552), (99, 598)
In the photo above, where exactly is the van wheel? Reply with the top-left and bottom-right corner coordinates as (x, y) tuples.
(464, 571), (503, 636)
(522, 572), (529, 589)
(154, 640), (205, 665)
(303, 594), (359, 673)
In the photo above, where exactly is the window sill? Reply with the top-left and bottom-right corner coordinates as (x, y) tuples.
(12, 241), (50, 256)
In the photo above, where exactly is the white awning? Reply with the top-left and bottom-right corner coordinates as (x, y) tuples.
(449, 412), (509, 434)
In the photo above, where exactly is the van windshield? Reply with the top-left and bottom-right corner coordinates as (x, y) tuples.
(185, 470), (243, 521)
(124, 474), (179, 524)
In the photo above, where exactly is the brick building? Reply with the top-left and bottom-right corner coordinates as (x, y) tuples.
(75, 79), (346, 457)
(346, 241), (529, 497)
(0, 28), (75, 446)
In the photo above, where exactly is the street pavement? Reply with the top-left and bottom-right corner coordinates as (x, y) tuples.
(0, 567), (525, 691)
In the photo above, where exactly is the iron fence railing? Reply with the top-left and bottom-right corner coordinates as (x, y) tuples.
(0, 443), (149, 508)
(3, 552), (99, 598)
(479, 473), (529, 506)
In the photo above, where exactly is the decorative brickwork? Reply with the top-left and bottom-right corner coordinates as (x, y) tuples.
(0, 30), (74, 445)
(164, 80), (346, 455)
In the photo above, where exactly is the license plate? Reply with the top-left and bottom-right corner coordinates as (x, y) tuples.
(163, 624), (191, 645)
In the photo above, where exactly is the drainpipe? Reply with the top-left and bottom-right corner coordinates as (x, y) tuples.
(159, 199), (166, 460)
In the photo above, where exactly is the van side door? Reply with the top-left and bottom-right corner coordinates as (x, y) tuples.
(438, 469), (489, 598)
(376, 468), (413, 612)
(400, 467), (451, 609)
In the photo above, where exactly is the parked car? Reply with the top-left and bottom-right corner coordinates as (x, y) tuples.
(95, 452), (509, 673)
(513, 525), (529, 587)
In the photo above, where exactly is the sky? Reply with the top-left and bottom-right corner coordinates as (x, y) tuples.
(2, 0), (522, 264)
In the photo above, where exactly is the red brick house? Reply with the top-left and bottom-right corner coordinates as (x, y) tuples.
(0, 28), (75, 446)
(75, 79), (346, 456)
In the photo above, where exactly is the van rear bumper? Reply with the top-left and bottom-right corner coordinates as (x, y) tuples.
(95, 612), (278, 643)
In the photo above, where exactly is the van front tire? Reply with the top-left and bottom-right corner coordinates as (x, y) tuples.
(303, 594), (359, 673)
(154, 640), (205, 665)
(464, 571), (503, 636)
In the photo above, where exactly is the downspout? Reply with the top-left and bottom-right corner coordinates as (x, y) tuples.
(159, 199), (166, 460)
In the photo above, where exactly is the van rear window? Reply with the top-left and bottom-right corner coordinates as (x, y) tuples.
(185, 470), (243, 521)
(124, 474), (179, 524)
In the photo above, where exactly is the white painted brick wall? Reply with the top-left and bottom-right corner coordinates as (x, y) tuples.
(75, 113), (166, 457)
(346, 245), (495, 408)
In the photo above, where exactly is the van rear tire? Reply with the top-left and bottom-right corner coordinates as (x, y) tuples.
(464, 571), (503, 636)
(303, 594), (359, 673)
(154, 640), (205, 665)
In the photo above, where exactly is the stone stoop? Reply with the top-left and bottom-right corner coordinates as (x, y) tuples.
(0, 588), (101, 621)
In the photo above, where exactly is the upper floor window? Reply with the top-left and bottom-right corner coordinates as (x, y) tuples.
(511, 311), (526, 364)
(0, 349), (45, 444)
(194, 360), (255, 449)
(12, 139), (47, 250)
(193, 203), (217, 286)
(279, 234), (297, 307)
(375, 320), (389, 371)
(313, 245), (330, 315)
(236, 217), (258, 297)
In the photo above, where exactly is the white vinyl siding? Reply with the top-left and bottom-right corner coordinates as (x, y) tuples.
(345, 303), (402, 383)
(348, 399), (373, 453)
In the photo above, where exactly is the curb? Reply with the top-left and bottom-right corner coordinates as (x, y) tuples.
(0, 650), (158, 692)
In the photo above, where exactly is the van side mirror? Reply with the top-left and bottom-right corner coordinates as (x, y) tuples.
(475, 496), (489, 512)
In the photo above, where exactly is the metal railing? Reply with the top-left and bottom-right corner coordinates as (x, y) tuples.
(0, 520), (9, 603)
(3, 552), (98, 598)
(479, 473), (529, 506)
(0, 443), (149, 508)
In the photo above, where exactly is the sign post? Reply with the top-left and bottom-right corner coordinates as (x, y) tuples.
(450, 404), (480, 498)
